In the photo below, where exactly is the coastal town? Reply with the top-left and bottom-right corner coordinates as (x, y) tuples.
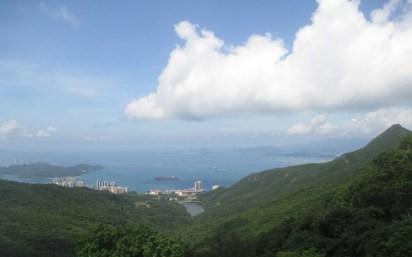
(51, 176), (217, 200)
(52, 177), (128, 194)
(146, 180), (207, 200)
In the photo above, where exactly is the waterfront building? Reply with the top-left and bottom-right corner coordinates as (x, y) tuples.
(175, 189), (197, 197)
(148, 189), (162, 196)
(52, 177), (85, 188)
(96, 179), (117, 190)
(194, 180), (203, 192)
(96, 179), (128, 194)
(147, 180), (205, 200)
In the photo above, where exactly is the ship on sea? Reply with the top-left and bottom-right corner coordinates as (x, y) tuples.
(155, 176), (179, 181)
(210, 166), (226, 173)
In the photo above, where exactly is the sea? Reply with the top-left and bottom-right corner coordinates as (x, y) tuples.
(0, 149), (333, 193)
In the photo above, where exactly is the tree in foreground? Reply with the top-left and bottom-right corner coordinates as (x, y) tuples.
(77, 225), (184, 257)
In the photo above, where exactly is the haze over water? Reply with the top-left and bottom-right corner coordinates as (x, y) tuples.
(1, 149), (332, 192)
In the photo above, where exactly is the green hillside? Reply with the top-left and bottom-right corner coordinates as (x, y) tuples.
(182, 127), (412, 257)
(201, 124), (410, 214)
(0, 181), (189, 257)
(176, 124), (411, 247)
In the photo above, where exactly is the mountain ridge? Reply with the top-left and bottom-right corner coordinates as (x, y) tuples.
(200, 124), (411, 213)
(176, 124), (412, 244)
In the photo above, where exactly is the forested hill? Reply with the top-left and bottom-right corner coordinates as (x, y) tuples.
(0, 181), (189, 257)
(199, 124), (410, 218)
(186, 130), (412, 257)
(176, 124), (412, 247)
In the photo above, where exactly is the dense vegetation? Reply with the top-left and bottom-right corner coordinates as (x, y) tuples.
(0, 182), (188, 257)
(0, 162), (103, 178)
(190, 133), (412, 257)
(77, 225), (185, 257)
(174, 124), (411, 244)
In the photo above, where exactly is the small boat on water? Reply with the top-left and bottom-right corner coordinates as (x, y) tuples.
(210, 166), (226, 173)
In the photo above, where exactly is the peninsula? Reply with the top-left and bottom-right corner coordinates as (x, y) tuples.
(0, 162), (103, 179)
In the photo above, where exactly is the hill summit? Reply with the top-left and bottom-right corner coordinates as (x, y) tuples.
(363, 123), (411, 151)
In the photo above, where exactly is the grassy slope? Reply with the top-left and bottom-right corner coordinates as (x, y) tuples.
(0, 181), (189, 257)
(176, 124), (412, 244)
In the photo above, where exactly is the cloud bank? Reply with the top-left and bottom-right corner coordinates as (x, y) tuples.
(0, 120), (19, 139)
(287, 107), (412, 136)
(126, 0), (412, 120)
(35, 126), (57, 138)
(0, 120), (57, 140)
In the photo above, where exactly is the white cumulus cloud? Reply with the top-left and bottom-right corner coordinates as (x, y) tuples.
(36, 126), (57, 138)
(23, 126), (57, 138)
(0, 121), (58, 140)
(286, 107), (412, 136)
(0, 120), (19, 139)
(347, 107), (412, 134)
(287, 115), (336, 135)
(125, 0), (412, 120)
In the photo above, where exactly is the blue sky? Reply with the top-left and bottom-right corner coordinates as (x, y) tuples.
(1, 0), (412, 151)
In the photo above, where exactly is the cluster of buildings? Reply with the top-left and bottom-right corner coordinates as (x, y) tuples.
(147, 180), (205, 200)
(52, 177), (217, 197)
(52, 177), (85, 188)
(51, 177), (128, 194)
(96, 179), (128, 194)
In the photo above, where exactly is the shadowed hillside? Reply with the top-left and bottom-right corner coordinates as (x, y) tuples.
(0, 181), (189, 257)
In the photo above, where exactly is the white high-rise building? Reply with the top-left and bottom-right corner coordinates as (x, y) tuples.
(95, 179), (127, 194)
(194, 180), (203, 192)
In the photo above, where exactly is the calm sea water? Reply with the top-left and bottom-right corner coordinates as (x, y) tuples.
(1, 150), (332, 193)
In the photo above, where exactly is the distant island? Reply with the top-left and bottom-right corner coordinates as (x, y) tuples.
(0, 162), (103, 179)
(236, 145), (337, 158)
(155, 176), (179, 181)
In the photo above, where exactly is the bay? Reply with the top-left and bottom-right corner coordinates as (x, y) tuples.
(0, 149), (332, 193)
